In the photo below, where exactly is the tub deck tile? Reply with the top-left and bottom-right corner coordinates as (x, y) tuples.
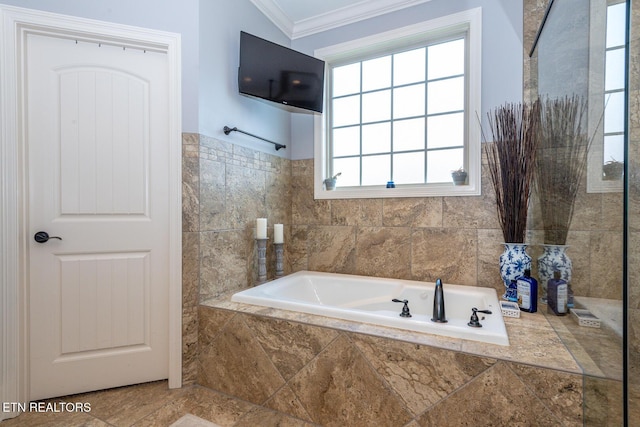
(351, 333), (497, 415)
(200, 296), (580, 374)
(287, 334), (413, 427)
(197, 314), (285, 405)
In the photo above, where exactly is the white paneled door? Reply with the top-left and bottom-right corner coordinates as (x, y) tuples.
(27, 32), (170, 400)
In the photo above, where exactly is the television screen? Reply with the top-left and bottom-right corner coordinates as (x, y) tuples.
(238, 31), (325, 113)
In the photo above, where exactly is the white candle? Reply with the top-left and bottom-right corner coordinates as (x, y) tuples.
(274, 224), (284, 244)
(256, 218), (267, 239)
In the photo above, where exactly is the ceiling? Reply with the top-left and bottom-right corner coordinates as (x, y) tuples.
(250, 0), (432, 39)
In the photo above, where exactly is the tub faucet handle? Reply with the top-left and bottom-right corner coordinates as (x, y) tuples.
(467, 307), (492, 328)
(392, 299), (412, 318)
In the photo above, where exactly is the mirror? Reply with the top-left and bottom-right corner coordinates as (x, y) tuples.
(528, 0), (627, 422)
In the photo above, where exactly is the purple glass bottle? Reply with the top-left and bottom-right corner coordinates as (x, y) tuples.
(516, 269), (538, 313)
(547, 271), (568, 316)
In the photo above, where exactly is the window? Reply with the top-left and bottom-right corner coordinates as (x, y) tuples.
(587, 1), (626, 192)
(314, 8), (482, 199)
(602, 2), (626, 179)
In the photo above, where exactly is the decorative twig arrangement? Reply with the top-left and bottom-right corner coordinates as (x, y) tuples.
(483, 101), (541, 243)
(535, 95), (589, 245)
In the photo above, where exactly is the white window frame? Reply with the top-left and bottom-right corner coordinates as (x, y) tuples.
(586, 0), (625, 193)
(313, 8), (482, 199)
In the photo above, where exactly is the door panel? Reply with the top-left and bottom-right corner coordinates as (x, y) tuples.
(58, 252), (148, 353)
(27, 32), (170, 400)
(59, 69), (148, 215)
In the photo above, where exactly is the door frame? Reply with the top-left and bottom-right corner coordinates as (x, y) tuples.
(0, 5), (182, 418)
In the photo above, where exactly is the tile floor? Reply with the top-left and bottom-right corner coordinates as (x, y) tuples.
(0, 381), (318, 426)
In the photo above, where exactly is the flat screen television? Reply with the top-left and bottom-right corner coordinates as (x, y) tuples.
(238, 31), (325, 113)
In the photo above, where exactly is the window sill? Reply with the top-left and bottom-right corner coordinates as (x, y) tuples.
(314, 182), (481, 199)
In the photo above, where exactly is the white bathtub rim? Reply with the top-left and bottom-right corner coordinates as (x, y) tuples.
(232, 271), (509, 346)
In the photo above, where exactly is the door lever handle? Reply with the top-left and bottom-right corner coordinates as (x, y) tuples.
(34, 231), (62, 243)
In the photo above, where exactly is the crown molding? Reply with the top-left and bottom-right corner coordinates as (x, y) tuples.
(250, 0), (294, 38)
(251, 0), (432, 40)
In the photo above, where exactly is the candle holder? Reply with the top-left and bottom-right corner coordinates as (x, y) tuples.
(255, 238), (268, 283)
(274, 243), (284, 277)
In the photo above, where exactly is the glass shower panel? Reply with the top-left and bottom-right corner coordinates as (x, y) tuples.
(530, 0), (627, 423)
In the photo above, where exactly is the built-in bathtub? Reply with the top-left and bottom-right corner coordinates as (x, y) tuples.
(231, 271), (509, 346)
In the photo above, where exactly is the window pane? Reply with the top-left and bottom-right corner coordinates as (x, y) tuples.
(333, 157), (360, 187)
(606, 3), (626, 48)
(333, 95), (360, 127)
(428, 39), (465, 80)
(603, 134), (624, 164)
(333, 63), (360, 97)
(393, 152), (425, 184)
(394, 48), (425, 86)
(333, 126), (360, 157)
(362, 90), (391, 123)
(393, 84), (425, 119)
(325, 22), (475, 193)
(605, 48), (625, 91)
(362, 56), (391, 91)
(362, 122), (391, 154)
(427, 112), (464, 149)
(362, 155), (390, 186)
(604, 91), (625, 134)
(393, 118), (425, 152)
(427, 148), (463, 183)
(428, 76), (464, 114)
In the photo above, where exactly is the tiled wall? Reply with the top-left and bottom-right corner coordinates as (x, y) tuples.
(197, 305), (625, 426)
(181, 133), (292, 383)
(290, 159), (505, 293)
(289, 156), (623, 301)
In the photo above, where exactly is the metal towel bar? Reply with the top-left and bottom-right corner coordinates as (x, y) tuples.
(223, 126), (286, 151)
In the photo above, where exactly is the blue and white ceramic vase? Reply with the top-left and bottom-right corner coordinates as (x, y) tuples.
(537, 244), (572, 303)
(499, 243), (532, 300)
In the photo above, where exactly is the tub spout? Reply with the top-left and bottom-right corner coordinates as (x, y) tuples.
(431, 278), (447, 323)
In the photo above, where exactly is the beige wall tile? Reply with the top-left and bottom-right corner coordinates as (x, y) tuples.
(382, 198), (442, 228)
(355, 227), (411, 278)
(307, 225), (356, 273)
(563, 231), (591, 297)
(476, 228), (504, 292)
(510, 363), (584, 426)
(200, 230), (252, 300)
(199, 158), (226, 231)
(182, 232), (200, 308)
(416, 362), (561, 426)
(225, 164), (266, 230)
(411, 228), (478, 286)
(181, 306), (198, 385)
(266, 169), (291, 225)
(264, 384), (314, 423)
(351, 334), (496, 415)
(288, 334), (412, 427)
(630, 232), (640, 310)
(291, 177), (331, 226)
(198, 314), (285, 404)
(182, 154), (199, 232)
(589, 231), (623, 299)
(332, 199), (383, 226)
(583, 376), (624, 426)
(288, 225), (309, 272)
(242, 316), (338, 380)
